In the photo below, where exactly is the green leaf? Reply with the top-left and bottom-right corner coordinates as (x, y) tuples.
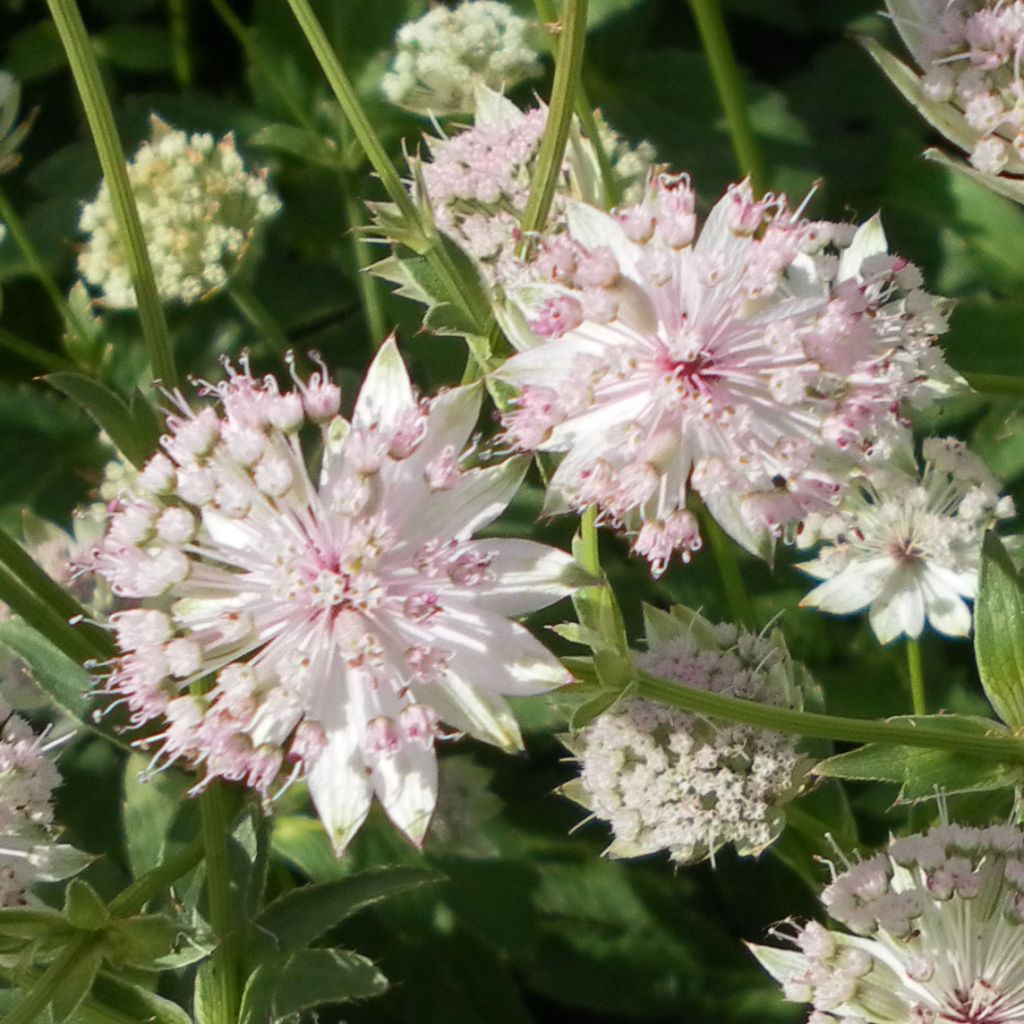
(122, 753), (191, 879)
(239, 949), (388, 1024)
(248, 123), (343, 167)
(0, 906), (77, 942)
(975, 532), (1024, 728)
(93, 26), (173, 72)
(254, 867), (442, 957)
(45, 372), (159, 469)
(104, 914), (181, 969)
(87, 970), (193, 1024)
(0, 619), (129, 750)
(50, 942), (103, 1023)
(63, 879), (109, 932)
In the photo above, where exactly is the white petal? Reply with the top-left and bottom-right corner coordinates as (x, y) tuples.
(565, 200), (644, 279)
(838, 213), (887, 282)
(371, 741), (438, 847)
(415, 675), (523, 752)
(868, 565), (925, 644)
(446, 539), (586, 616)
(702, 487), (775, 563)
(353, 336), (416, 431)
(921, 565), (972, 638)
(801, 558), (893, 615)
(390, 458), (527, 552)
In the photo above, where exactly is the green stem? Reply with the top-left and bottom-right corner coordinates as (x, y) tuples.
(520, 0), (589, 238)
(964, 372), (1024, 396)
(167, 0), (192, 88)
(0, 187), (93, 355)
(0, 934), (98, 1024)
(579, 504), (601, 576)
(340, 173), (387, 346)
(696, 504), (755, 629)
(228, 280), (291, 357)
(531, 0), (620, 208)
(283, 0), (490, 336)
(46, 0), (177, 387)
(686, 0), (766, 192)
(907, 637), (926, 716)
(198, 781), (244, 1024)
(109, 834), (205, 916)
(635, 669), (1024, 762)
(0, 326), (76, 371)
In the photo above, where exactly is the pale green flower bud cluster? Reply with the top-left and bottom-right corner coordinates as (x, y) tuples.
(382, 1), (542, 115)
(564, 606), (812, 865)
(78, 116), (281, 308)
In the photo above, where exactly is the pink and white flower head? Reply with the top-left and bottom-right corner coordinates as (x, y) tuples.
(494, 175), (961, 575)
(751, 822), (1024, 1024)
(799, 435), (1014, 644)
(89, 340), (581, 853)
(884, 0), (1024, 179)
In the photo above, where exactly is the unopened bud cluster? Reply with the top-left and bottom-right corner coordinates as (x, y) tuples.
(567, 608), (810, 864)
(78, 116), (281, 308)
(382, 1), (542, 115)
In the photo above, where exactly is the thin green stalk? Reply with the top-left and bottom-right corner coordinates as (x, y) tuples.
(907, 637), (926, 716)
(696, 503), (755, 629)
(46, 0), (177, 387)
(0, 187), (93, 354)
(228, 280), (292, 357)
(109, 834), (205, 916)
(686, 0), (766, 192)
(532, 0), (620, 208)
(283, 0), (491, 336)
(636, 668), (1024, 763)
(520, 0), (589, 237)
(579, 505), (601, 576)
(198, 780), (244, 1024)
(0, 326), (76, 371)
(340, 175), (387, 346)
(0, 934), (98, 1024)
(964, 372), (1024, 396)
(167, 0), (192, 88)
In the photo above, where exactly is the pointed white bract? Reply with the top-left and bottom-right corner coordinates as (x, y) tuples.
(0, 699), (88, 905)
(382, 1), (543, 116)
(78, 116), (281, 308)
(89, 340), (578, 853)
(883, 0), (1024, 179)
(495, 175), (960, 574)
(565, 606), (811, 864)
(799, 437), (1013, 644)
(751, 823), (1024, 1024)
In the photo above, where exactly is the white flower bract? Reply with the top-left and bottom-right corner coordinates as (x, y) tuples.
(89, 339), (581, 853)
(751, 822), (1024, 1024)
(565, 605), (811, 864)
(382, 1), (542, 115)
(799, 437), (1014, 643)
(494, 175), (960, 574)
(78, 116), (281, 308)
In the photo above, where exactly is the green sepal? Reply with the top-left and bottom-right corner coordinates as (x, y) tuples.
(103, 913), (181, 969)
(63, 879), (109, 933)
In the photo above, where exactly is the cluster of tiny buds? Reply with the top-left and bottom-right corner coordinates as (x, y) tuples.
(572, 613), (807, 863)
(78, 116), (281, 307)
(382, 0), (542, 115)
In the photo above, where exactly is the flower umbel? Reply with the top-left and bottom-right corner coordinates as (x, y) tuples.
(78, 115), (281, 308)
(382, 1), (542, 116)
(0, 700), (88, 906)
(751, 822), (1024, 1024)
(495, 175), (959, 574)
(90, 340), (579, 852)
(799, 437), (1014, 643)
(564, 605), (813, 864)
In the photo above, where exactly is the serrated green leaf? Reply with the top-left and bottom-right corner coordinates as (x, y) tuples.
(253, 867), (442, 957)
(239, 949), (388, 1024)
(45, 372), (158, 469)
(87, 970), (193, 1024)
(976, 532), (1024, 728)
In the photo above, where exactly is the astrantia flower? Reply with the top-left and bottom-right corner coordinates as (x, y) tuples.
(799, 436), (1014, 643)
(78, 115), (281, 308)
(382, 1), (542, 115)
(375, 88), (656, 300)
(0, 699), (89, 905)
(880, 0), (1024, 187)
(494, 175), (960, 574)
(89, 340), (581, 852)
(751, 822), (1024, 1024)
(563, 605), (812, 864)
